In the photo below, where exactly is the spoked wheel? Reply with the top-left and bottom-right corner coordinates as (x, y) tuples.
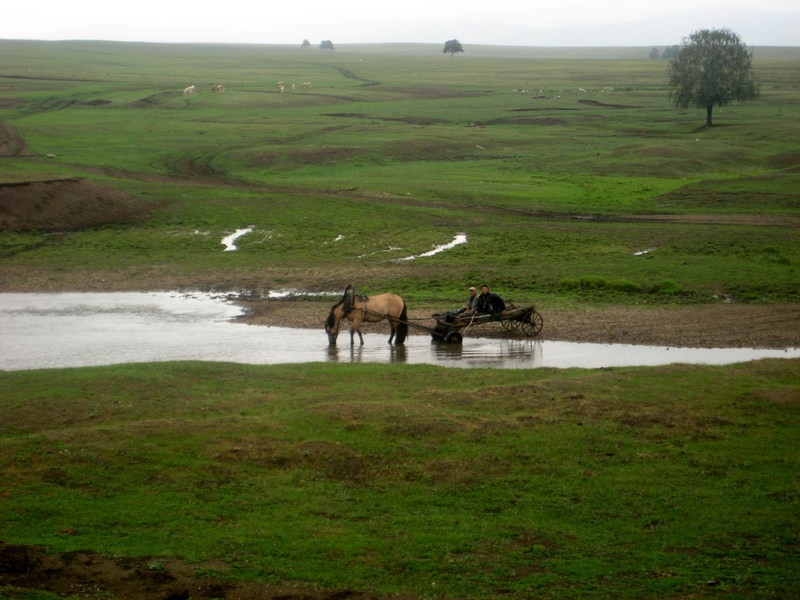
(520, 311), (543, 337)
(501, 318), (521, 331)
(445, 330), (463, 344)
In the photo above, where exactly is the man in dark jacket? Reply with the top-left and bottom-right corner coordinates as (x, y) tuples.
(473, 285), (506, 315)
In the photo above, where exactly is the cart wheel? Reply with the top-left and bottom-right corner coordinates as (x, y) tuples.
(520, 311), (543, 337)
(445, 331), (463, 344)
(502, 318), (521, 331)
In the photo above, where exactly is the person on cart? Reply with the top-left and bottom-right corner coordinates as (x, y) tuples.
(472, 285), (506, 317)
(453, 286), (478, 315)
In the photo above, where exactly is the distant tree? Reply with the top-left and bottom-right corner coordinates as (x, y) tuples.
(648, 47), (660, 59)
(443, 39), (464, 56)
(662, 45), (679, 59)
(319, 40), (335, 50)
(668, 28), (759, 127)
(301, 39), (310, 48)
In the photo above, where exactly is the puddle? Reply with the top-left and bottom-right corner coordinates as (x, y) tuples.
(221, 226), (254, 251)
(396, 233), (467, 262)
(1, 292), (797, 371)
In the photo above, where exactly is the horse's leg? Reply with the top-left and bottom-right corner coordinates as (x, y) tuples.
(350, 313), (364, 345)
(388, 318), (396, 345)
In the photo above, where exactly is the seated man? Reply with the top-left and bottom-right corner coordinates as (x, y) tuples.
(472, 285), (506, 316)
(453, 286), (478, 315)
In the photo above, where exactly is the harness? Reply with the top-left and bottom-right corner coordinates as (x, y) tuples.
(335, 286), (373, 333)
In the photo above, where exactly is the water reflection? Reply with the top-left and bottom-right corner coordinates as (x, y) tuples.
(0, 292), (797, 371)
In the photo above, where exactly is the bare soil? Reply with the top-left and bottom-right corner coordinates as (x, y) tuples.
(0, 542), (406, 600)
(237, 298), (800, 349)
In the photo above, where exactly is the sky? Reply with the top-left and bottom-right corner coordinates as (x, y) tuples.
(4, 0), (799, 47)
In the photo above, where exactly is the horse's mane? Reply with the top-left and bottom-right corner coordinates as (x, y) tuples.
(326, 286), (352, 329)
(325, 304), (340, 329)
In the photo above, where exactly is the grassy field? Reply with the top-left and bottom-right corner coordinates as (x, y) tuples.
(1, 40), (799, 599)
(0, 40), (798, 305)
(1, 360), (799, 599)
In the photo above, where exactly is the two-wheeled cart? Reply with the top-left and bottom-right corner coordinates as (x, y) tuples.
(427, 304), (544, 344)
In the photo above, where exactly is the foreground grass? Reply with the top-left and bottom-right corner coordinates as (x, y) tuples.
(1, 360), (798, 599)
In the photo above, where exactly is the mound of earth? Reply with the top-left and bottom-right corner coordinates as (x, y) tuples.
(0, 177), (151, 232)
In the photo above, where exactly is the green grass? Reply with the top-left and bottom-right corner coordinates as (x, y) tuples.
(1, 41), (797, 306)
(1, 40), (799, 599)
(0, 41), (800, 304)
(1, 360), (798, 599)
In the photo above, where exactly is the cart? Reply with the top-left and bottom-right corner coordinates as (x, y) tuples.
(428, 304), (544, 344)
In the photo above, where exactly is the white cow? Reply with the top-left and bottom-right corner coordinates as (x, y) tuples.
(183, 85), (196, 96)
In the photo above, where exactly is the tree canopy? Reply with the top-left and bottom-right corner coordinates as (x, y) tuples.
(319, 40), (335, 50)
(668, 28), (758, 127)
(443, 39), (464, 56)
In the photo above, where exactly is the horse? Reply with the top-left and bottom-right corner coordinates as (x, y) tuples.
(182, 85), (196, 96)
(325, 287), (408, 346)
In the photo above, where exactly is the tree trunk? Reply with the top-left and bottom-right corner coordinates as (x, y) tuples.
(705, 104), (713, 127)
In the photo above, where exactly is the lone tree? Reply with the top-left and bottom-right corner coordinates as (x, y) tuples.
(668, 28), (758, 128)
(443, 39), (464, 56)
(319, 40), (335, 50)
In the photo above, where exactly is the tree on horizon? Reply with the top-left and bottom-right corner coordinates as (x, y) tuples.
(319, 40), (335, 50)
(668, 28), (758, 127)
(443, 39), (464, 56)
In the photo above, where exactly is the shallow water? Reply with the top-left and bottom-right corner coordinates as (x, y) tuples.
(1, 292), (797, 371)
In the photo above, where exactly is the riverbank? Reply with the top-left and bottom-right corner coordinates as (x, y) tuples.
(237, 298), (800, 349)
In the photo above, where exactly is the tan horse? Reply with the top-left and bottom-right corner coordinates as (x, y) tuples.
(325, 287), (408, 346)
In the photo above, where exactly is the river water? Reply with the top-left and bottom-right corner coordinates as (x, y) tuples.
(1, 292), (797, 371)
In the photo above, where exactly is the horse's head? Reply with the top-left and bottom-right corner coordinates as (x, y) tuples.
(325, 304), (341, 345)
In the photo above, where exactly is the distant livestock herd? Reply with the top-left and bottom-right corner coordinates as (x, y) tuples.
(182, 82), (311, 96)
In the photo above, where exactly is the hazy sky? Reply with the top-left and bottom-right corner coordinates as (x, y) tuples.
(4, 0), (798, 46)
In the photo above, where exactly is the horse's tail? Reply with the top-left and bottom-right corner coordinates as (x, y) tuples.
(394, 301), (408, 345)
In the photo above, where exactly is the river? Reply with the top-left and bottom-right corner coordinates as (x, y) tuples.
(1, 292), (797, 371)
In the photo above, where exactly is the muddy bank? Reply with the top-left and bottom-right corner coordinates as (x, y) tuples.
(238, 298), (800, 349)
(0, 542), (399, 600)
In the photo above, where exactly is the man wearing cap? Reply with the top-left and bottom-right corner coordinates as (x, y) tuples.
(454, 286), (478, 315)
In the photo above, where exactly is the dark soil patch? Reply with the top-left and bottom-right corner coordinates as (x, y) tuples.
(483, 117), (567, 126)
(130, 91), (182, 108)
(0, 542), (402, 600)
(578, 99), (641, 109)
(0, 177), (152, 232)
(0, 124), (30, 157)
(323, 112), (449, 125)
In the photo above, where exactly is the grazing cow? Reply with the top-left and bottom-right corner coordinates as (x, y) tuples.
(302, 81), (312, 89)
(183, 85), (196, 96)
(210, 84), (226, 93)
(277, 81), (285, 93)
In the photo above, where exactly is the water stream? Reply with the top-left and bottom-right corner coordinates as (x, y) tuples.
(1, 292), (796, 371)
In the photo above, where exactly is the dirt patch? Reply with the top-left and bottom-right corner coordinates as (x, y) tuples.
(323, 112), (449, 125)
(483, 117), (567, 126)
(253, 146), (363, 168)
(0, 124), (30, 157)
(0, 177), (152, 232)
(578, 99), (641, 109)
(0, 542), (401, 600)
(236, 298), (800, 350)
